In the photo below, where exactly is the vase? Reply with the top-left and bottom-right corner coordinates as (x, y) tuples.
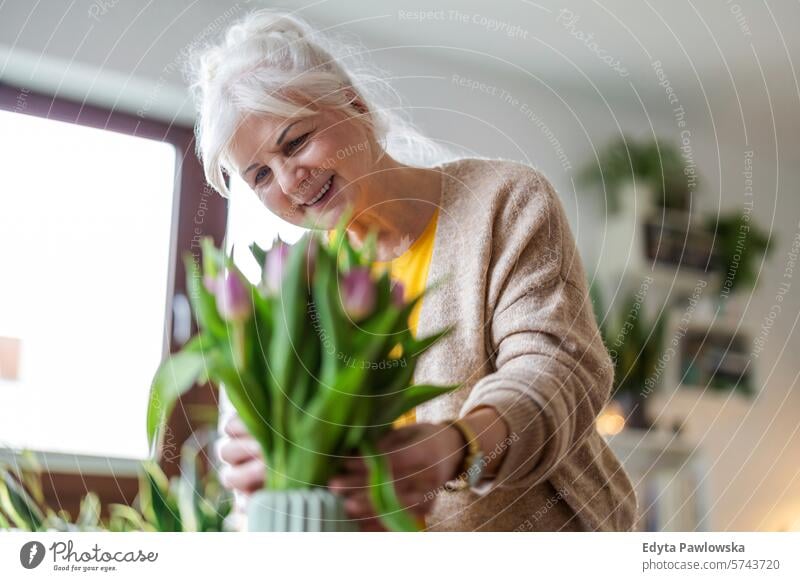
(247, 488), (357, 532)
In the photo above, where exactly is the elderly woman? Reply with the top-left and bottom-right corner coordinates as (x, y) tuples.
(197, 9), (637, 532)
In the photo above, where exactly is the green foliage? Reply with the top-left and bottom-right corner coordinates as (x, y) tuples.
(580, 135), (690, 214)
(0, 435), (232, 532)
(0, 461), (101, 532)
(109, 431), (232, 532)
(590, 284), (667, 397)
(146, 214), (458, 531)
(706, 210), (773, 295)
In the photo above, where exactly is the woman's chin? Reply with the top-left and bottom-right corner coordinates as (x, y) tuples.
(303, 183), (349, 229)
(304, 202), (345, 231)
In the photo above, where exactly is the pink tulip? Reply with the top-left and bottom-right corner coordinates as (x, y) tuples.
(203, 274), (217, 294)
(215, 270), (251, 322)
(390, 280), (405, 307)
(341, 267), (376, 320)
(263, 241), (290, 294)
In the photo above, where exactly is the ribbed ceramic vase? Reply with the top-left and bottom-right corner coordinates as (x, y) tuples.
(247, 488), (357, 532)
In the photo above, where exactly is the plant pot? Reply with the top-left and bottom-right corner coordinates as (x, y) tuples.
(614, 391), (653, 431)
(247, 488), (357, 532)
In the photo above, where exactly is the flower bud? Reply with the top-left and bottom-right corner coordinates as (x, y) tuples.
(202, 274), (217, 294)
(263, 241), (290, 294)
(341, 267), (376, 321)
(215, 270), (251, 322)
(390, 280), (405, 307)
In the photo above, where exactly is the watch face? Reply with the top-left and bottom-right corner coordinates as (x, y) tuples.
(466, 455), (487, 487)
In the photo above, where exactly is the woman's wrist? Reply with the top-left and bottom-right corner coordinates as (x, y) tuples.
(438, 407), (511, 485)
(441, 421), (471, 481)
(458, 406), (510, 480)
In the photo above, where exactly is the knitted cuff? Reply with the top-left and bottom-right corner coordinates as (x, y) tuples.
(460, 384), (550, 496)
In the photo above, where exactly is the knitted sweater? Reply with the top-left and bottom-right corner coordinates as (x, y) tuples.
(415, 157), (638, 531)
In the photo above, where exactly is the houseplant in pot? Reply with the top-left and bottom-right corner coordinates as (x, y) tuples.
(0, 452), (103, 532)
(706, 209), (772, 309)
(579, 135), (692, 215)
(590, 285), (668, 430)
(146, 216), (457, 532)
(1, 435), (233, 532)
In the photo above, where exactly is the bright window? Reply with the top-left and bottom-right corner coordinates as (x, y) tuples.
(0, 109), (177, 459)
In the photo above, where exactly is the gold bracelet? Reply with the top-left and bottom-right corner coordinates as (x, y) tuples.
(443, 418), (485, 488)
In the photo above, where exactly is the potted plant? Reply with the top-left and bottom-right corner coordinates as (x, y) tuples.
(0, 435), (232, 532)
(706, 210), (772, 302)
(579, 135), (691, 214)
(147, 216), (457, 531)
(0, 455), (103, 532)
(107, 430), (234, 532)
(591, 285), (668, 430)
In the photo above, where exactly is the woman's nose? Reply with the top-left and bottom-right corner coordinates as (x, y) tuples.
(274, 161), (310, 202)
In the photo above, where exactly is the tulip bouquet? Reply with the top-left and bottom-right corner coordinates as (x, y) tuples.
(146, 217), (456, 531)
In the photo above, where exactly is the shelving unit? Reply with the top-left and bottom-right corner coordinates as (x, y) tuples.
(593, 182), (721, 300)
(592, 180), (760, 532)
(605, 429), (711, 531)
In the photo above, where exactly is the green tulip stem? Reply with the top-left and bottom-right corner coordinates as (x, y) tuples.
(233, 321), (247, 370)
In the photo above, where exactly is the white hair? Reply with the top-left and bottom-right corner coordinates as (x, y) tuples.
(188, 8), (451, 198)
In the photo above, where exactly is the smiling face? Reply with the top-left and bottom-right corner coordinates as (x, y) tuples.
(227, 106), (377, 230)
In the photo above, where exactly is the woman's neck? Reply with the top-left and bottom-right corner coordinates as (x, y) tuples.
(345, 154), (442, 261)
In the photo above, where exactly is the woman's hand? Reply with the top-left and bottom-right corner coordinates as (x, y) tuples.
(216, 414), (266, 494)
(328, 423), (465, 531)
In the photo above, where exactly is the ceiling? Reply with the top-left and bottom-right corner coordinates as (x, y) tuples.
(0, 0), (797, 123)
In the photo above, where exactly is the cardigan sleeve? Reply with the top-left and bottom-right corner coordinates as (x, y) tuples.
(459, 171), (614, 496)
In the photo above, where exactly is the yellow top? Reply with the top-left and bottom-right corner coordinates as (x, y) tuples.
(372, 208), (440, 428)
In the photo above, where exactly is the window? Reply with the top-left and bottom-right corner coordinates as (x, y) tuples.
(0, 109), (176, 459)
(0, 83), (227, 515)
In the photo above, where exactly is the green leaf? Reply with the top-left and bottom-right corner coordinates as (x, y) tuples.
(379, 384), (459, 428)
(249, 241), (268, 269)
(361, 441), (420, 532)
(0, 505), (11, 529)
(209, 354), (271, 454)
(146, 339), (207, 453)
(77, 492), (101, 529)
(201, 237), (224, 279)
(108, 503), (149, 532)
(183, 253), (227, 338)
(18, 450), (45, 506)
(177, 436), (204, 532)
(268, 237), (314, 485)
(311, 243), (345, 385)
(0, 468), (44, 531)
(139, 462), (181, 532)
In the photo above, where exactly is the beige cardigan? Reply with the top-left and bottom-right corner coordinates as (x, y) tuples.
(414, 157), (638, 531)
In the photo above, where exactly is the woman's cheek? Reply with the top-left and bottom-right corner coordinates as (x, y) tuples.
(261, 189), (297, 222)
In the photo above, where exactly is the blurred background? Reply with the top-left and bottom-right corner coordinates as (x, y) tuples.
(1, 0), (798, 531)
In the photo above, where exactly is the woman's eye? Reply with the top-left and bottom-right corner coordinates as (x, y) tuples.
(286, 132), (310, 152)
(254, 167), (271, 184)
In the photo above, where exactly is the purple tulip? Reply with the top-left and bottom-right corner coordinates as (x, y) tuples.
(215, 270), (251, 322)
(390, 280), (406, 307)
(263, 241), (290, 294)
(203, 274), (217, 294)
(341, 267), (376, 321)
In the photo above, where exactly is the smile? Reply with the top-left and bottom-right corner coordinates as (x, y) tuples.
(303, 175), (334, 206)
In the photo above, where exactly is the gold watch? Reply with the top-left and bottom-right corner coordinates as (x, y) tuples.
(444, 418), (487, 489)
